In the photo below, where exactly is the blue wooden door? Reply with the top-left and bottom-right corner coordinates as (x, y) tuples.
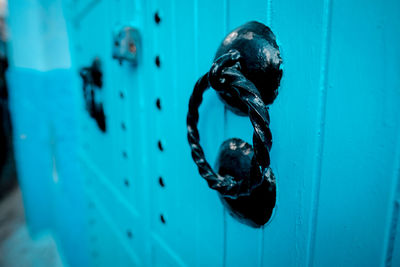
(8, 0), (398, 266)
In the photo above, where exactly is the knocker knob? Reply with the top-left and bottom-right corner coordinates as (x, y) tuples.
(214, 21), (282, 115)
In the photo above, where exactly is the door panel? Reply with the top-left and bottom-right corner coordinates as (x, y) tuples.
(60, 0), (400, 266)
(147, 0), (195, 266)
(262, 0), (328, 265)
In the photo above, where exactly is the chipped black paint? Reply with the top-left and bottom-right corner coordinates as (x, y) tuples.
(186, 21), (282, 227)
(80, 58), (106, 132)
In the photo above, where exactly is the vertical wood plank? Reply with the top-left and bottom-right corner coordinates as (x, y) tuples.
(380, 1), (400, 266)
(146, 0), (227, 265)
(312, 0), (400, 265)
(263, 0), (327, 266)
(192, 0), (227, 266)
(147, 0), (196, 265)
(115, 0), (151, 263)
(306, 0), (332, 265)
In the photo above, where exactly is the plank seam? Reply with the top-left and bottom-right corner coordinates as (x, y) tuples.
(306, 0), (333, 265)
(385, 201), (400, 266)
(266, 0), (272, 26)
(85, 189), (141, 265)
(79, 151), (139, 217)
(73, 0), (101, 24)
(383, 127), (400, 266)
(151, 232), (187, 267)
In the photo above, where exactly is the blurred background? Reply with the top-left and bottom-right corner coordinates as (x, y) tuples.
(0, 0), (400, 267)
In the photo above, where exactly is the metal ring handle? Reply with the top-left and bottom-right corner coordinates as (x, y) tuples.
(187, 49), (274, 199)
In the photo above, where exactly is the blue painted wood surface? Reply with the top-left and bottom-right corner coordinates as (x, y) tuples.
(6, 0), (400, 266)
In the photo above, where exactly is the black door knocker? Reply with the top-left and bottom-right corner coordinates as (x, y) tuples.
(80, 58), (106, 132)
(187, 21), (282, 227)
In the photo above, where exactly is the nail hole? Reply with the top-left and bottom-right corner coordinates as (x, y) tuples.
(126, 230), (133, 239)
(160, 214), (166, 224)
(121, 122), (126, 130)
(157, 141), (163, 151)
(122, 151), (128, 158)
(156, 98), (162, 110)
(119, 91), (124, 99)
(73, 22), (80, 30)
(158, 177), (165, 187)
(124, 179), (129, 187)
(154, 12), (161, 24)
(155, 56), (161, 67)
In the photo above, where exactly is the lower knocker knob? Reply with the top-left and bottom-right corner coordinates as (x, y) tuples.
(187, 21), (282, 228)
(216, 138), (276, 227)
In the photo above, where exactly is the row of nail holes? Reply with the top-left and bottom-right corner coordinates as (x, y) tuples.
(119, 89), (134, 241)
(154, 11), (167, 226)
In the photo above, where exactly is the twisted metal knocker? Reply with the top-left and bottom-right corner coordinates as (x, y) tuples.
(187, 21), (282, 227)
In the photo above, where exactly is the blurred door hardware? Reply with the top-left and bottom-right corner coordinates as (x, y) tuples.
(112, 26), (141, 66)
(186, 21), (283, 227)
(80, 58), (106, 132)
(0, 41), (17, 198)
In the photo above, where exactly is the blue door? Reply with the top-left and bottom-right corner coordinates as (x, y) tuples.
(6, 0), (400, 266)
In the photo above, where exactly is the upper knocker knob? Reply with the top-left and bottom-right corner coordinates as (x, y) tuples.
(214, 21), (283, 115)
